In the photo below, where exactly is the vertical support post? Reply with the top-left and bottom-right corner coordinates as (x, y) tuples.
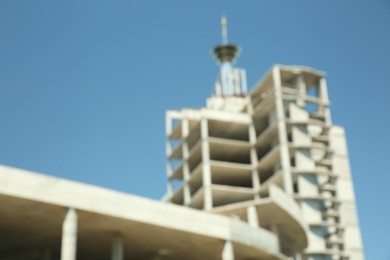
(111, 234), (124, 260)
(271, 224), (281, 252)
(249, 123), (260, 200)
(166, 113), (174, 198)
(201, 116), (212, 210)
(222, 240), (234, 260)
(296, 75), (306, 108)
(292, 246), (302, 260)
(319, 77), (332, 124)
(61, 208), (77, 260)
(272, 66), (293, 195)
(182, 118), (191, 205)
(245, 95), (254, 115)
(246, 205), (259, 228)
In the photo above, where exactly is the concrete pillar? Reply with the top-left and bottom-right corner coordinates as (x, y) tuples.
(319, 77), (332, 124)
(245, 96), (253, 115)
(165, 116), (174, 198)
(272, 66), (293, 195)
(222, 240), (234, 260)
(166, 181), (174, 198)
(182, 118), (191, 205)
(296, 75), (306, 108)
(111, 234), (124, 260)
(201, 117), (212, 210)
(292, 247), (302, 260)
(319, 78), (329, 103)
(165, 113), (173, 137)
(61, 208), (77, 260)
(249, 123), (261, 199)
(246, 205), (259, 228)
(166, 147), (174, 198)
(271, 224), (281, 252)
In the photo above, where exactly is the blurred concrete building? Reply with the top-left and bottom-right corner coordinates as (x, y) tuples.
(0, 19), (363, 260)
(164, 18), (364, 260)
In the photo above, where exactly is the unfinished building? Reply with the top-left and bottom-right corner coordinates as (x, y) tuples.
(165, 18), (364, 260)
(0, 19), (364, 260)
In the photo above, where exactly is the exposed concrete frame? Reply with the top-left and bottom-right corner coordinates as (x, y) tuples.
(0, 165), (287, 259)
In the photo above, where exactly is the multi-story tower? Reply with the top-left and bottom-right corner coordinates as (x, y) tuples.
(165, 19), (364, 260)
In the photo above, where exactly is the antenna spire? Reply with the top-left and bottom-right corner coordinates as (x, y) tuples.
(221, 16), (228, 44)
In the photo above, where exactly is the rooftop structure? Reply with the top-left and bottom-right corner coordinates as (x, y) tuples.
(0, 18), (364, 260)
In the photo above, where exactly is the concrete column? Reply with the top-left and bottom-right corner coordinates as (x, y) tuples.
(182, 118), (191, 205)
(165, 115), (174, 198)
(222, 240), (234, 260)
(296, 75), (306, 108)
(271, 224), (281, 252)
(319, 78), (332, 124)
(61, 208), (77, 260)
(292, 247), (302, 260)
(201, 117), (212, 210)
(318, 78), (329, 103)
(246, 205), (259, 228)
(249, 123), (260, 199)
(166, 156), (174, 198)
(111, 234), (124, 260)
(272, 66), (293, 195)
(245, 96), (253, 115)
(165, 112), (173, 137)
(166, 181), (174, 198)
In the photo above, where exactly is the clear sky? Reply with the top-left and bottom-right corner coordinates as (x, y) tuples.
(0, 1), (389, 259)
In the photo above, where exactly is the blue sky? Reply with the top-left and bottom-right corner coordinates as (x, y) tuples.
(0, 1), (389, 259)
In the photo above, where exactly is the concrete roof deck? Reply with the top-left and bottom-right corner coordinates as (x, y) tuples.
(278, 65), (325, 86)
(0, 165), (287, 260)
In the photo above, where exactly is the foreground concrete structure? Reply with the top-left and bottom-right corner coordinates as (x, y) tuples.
(0, 19), (363, 260)
(0, 165), (293, 260)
